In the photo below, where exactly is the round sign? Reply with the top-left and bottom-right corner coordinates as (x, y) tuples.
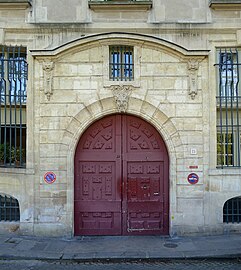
(44, 172), (56, 184)
(187, 173), (199, 185)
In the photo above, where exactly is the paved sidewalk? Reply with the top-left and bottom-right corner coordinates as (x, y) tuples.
(0, 233), (240, 261)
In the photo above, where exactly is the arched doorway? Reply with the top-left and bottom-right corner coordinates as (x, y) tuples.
(74, 114), (169, 235)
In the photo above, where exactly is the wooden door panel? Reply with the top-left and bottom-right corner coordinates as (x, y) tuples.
(128, 202), (164, 233)
(75, 162), (117, 201)
(75, 211), (121, 235)
(75, 114), (169, 236)
(74, 115), (122, 235)
(122, 115), (169, 235)
(126, 161), (165, 234)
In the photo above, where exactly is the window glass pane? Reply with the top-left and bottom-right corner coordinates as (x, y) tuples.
(0, 46), (27, 168)
(216, 48), (241, 167)
(109, 46), (133, 81)
(219, 51), (238, 98)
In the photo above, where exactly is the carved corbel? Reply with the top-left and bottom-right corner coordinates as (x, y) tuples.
(187, 59), (199, 100)
(110, 85), (133, 113)
(42, 59), (54, 101)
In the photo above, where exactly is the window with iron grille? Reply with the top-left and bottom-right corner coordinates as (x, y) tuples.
(0, 194), (20, 222)
(109, 46), (133, 81)
(0, 46), (27, 168)
(216, 48), (241, 167)
(223, 197), (241, 224)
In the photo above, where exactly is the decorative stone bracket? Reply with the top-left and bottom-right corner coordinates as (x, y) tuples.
(187, 59), (199, 100)
(110, 85), (134, 113)
(42, 59), (54, 101)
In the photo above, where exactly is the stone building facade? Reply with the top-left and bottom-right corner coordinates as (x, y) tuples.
(0, 0), (241, 237)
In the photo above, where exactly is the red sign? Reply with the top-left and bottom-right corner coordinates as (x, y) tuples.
(189, 165), (198, 169)
(187, 173), (199, 185)
(44, 172), (56, 184)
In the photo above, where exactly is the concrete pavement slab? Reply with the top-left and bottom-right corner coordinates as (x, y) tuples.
(0, 234), (240, 261)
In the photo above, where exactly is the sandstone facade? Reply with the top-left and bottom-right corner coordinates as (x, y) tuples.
(0, 0), (241, 236)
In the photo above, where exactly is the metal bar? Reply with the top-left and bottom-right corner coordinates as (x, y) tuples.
(224, 49), (230, 166)
(237, 197), (240, 224)
(0, 47), (3, 159)
(0, 195), (2, 221)
(18, 46), (23, 166)
(9, 196), (12, 222)
(131, 49), (133, 80)
(4, 195), (6, 221)
(128, 46), (130, 81)
(230, 49), (235, 166)
(13, 46), (17, 166)
(218, 49), (224, 167)
(110, 47), (113, 80)
(236, 49), (240, 166)
(14, 197), (18, 221)
(118, 46), (121, 81)
(232, 197), (234, 223)
(3, 48), (7, 165)
(227, 200), (229, 223)
(7, 46), (13, 166)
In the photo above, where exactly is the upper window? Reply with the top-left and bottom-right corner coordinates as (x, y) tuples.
(219, 51), (238, 98)
(0, 46), (27, 168)
(109, 45), (133, 81)
(216, 48), (241, 168)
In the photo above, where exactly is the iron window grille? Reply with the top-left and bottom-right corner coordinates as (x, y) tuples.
(216, 48), (241, 167)
(109, 45), (133, 81)
(0, 46), (27, 168)
(223, 197), (241, 224)
(0, 194), (20, 222)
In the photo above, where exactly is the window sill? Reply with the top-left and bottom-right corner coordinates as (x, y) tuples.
(89, 0), (152, 11)
(209, 168), (241, 176)
(0, 166), (34, 175)
(209, 0), (241, 10)
(104, 80), (140, 88)
(0, 0), (31, 9)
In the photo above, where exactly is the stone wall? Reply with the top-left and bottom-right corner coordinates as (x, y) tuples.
(0, 1), (240, 236)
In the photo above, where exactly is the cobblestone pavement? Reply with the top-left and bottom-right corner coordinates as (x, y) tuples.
(0, 259), (240, 270)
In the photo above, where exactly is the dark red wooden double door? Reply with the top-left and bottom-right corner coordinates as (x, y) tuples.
(74, 115), (169, 236)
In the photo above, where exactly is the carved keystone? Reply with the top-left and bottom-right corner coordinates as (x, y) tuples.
(111, 85), (133, 113)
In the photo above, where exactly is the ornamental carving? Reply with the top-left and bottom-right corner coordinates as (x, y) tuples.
(42, 59), (54, 101)
(111, 85), (133, 113)
(187, 59), (199, 100)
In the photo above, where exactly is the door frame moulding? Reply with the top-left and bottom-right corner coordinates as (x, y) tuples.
(61, 97), (182, 237)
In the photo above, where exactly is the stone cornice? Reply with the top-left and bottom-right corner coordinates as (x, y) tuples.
(209, 0), (241, 10)
(88, 0), (152, 11)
